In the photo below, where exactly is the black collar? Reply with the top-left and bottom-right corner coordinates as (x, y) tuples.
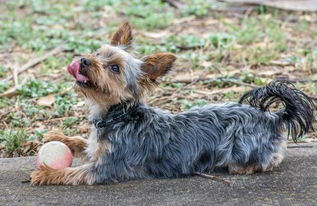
(93, 101), (139, 129)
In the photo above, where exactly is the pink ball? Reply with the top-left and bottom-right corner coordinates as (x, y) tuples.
(36, 141), (73, 169)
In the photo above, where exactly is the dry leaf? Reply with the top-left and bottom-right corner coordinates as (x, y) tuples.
(37, 95), (55, 107)
(139, 30), (171, 39)
(196, 86), (247, 95)
(76, 101), (85, 107)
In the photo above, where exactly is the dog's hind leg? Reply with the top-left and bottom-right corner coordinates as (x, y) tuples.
(266, 138), (287, 171)
(228, 138), (287, 175)
(43, 132), (87, 158)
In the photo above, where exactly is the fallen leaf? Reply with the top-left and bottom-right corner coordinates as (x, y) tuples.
(37, 95), (55, 107)
(139, 30), (171, 39)
(195, 86), (247, 95)
(76, 101), (85, 107)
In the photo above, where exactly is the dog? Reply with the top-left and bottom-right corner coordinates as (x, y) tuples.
(30, 22), (315, 185)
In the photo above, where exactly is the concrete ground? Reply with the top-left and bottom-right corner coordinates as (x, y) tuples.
(0, 143), (316, 206)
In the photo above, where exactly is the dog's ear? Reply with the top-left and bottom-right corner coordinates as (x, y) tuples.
(110, 22), (133, 48)
(141, 53), (176, 81)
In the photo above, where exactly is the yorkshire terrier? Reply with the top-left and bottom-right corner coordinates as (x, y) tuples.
(31, 23), (315, 185)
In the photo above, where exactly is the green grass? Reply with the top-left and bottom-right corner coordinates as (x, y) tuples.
(63, 117), (79, 128)
(223, 14), (288, 65)
(180, 0), (223, 17)
(179, 99), (208, 110)
(18, 79), (59, 98)
(0, 130), (28, 154)
(54, 90), (81, 117)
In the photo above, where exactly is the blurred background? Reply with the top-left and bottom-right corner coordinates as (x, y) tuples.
(0, 0), (316, 157)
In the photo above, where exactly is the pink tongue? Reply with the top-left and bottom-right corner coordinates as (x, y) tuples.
(67, 61), (89, 81)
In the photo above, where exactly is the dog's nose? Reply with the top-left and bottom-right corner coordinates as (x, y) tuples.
(80, 58), (91, 67)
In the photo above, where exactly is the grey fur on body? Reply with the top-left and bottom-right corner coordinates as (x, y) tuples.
(85, 82), (314, 184)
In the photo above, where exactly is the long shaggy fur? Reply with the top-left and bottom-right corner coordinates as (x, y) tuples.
(239, 81), (315, 141)
(87, 81), (314, 183)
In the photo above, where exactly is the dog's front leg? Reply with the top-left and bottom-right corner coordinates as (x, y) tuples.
(30, 163), (95, 185)
(43, 132), (87, 158)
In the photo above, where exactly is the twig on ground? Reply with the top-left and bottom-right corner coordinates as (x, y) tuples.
(170, 77), (259, 89)
(275, 77), (317, 84)
(11, 63), (19, 87)
(0, 45), (64, 98)
(156, 75), (317, 105)
(269, 60), (294, 67)
(0, 87), (18, 98)
(21, 179), (31, 183)
(43, 115), (85, 123)
(287, 145), (314, 149)
(183, 66), (211, 88)
(149, 67), (211, 105)
(3, 45), (65, 82)
(162, 0), (184, 9)
(176, 45), (203, 51)
(308, 96), (317, 101)
(195, 172), (231, 185)
(0, 76), (29, 98)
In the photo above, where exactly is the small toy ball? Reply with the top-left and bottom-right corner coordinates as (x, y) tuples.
(36, 141), (73, 169)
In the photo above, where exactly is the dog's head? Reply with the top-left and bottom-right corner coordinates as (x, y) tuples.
(67, 22), (176, 108)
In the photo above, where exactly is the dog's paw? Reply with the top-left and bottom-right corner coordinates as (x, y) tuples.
(31, 165), (52, 185)
(31, 165), (65, 185)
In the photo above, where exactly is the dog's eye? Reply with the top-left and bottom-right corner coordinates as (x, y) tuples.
(110, 65), (120, 73)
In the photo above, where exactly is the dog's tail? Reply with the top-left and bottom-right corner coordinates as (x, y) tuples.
(239, 81), (315, 141)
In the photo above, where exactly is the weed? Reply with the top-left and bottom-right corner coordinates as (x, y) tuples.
(0, 130), (28, 154)
(0, 66), (8, 78)
(31, 129), (48, 141)
(18, 79), (58, 98)
(0, 81), (10, 93)
(41, 55), (73, 73)
(63, 128), (76, 136)
(65, 36), (102, 54)
(64, 117), (79, 128)
(179, 99), (208, 110)
(181, 0), (220, 17)
(103, 0), (174, 30)
(132, 13), (174, 30)
(224, 91), (235, 99)
(54, 91), (80, 117)
(136, 43), (162, 55)
(0, 97), (12, 109)
(84, 0), (114, 11)
(168, 35), (205, 48)
(208, 33), (235, 49)
(21, 102), (39, 117)
(10, 112), (31, 127)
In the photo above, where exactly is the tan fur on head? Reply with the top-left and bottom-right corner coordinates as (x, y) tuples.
(71, 23), (177, 113)
(74, 48), (134, 109)
(141, 52), (177, 82)
(110, 22), (133, 48)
